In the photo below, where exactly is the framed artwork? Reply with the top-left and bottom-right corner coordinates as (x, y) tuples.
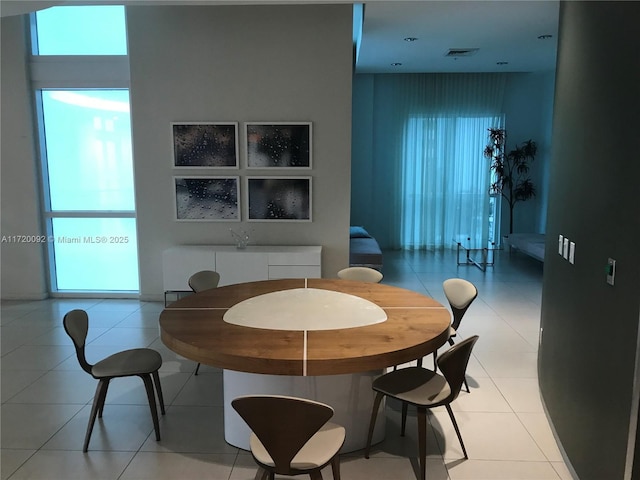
(172, 122), (239, 168)
(245, 122), (312, 168)
(246, 177), (311, 222)
(174, 176), (240, 221)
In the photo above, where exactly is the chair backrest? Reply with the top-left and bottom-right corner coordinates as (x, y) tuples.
(188, 270), (221, 293)
(437, 335), (479, 403)
(232, 395), (334, 475)
(442, 278), (478, 330)
(63, 309), (93, 375)
(337, 266), (383, 283)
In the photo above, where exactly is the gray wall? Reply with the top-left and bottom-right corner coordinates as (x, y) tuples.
(0, 15), (48, 300)
(127, 5), (353, 300)
(539, 2), (640, 479)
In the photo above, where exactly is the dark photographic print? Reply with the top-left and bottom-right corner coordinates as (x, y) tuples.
(246, 123), (312, 168)
(247, 177), (311, 221)
(174, 176), (240, 221)
(172, 123), (238, 168)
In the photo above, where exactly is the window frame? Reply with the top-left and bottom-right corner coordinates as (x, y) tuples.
(29, 8), (139, 296)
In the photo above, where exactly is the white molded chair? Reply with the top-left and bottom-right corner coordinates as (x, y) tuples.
(442, 278), (478, 341)
(63, 309), (165, 452)
(365, 336), (479, 480)
(337, 266), (383, 283)
(188, 270), (221, 293)
(431, 278), (478, 391)
(232, 395), (346, 480)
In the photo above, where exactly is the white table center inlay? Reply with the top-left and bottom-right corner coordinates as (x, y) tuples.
(223, 288), (387, 331)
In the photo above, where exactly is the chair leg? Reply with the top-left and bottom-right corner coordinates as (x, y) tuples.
(417, 407), (427, 480)
(152, 370), (166, 415)
(400, 402), (408, 436)
(141, 374), (161, 441)
(330, 454), (341, 480)
(97, 378), (110, 418)
(84, 379), (109, 452)
(445, 404), (468, 459)
(253, 467), (270, 480)
(432, 351), (437, 371)
(364, 391), (384, 458)
(194, 362), (201, 375)
(463, 376), (470, 393)
(309, 470), (323, 480)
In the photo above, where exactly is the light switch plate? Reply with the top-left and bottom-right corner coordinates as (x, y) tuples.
(607, 258), (616, 285)
(558, 234), (564, 255)
(569, 242), (575, 264)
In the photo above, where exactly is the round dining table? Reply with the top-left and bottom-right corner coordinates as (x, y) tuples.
(159, 278), (451, 452)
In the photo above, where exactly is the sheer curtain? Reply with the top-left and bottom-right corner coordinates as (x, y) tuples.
(352, 73), (506, 249)
(401, 114), (503, 249)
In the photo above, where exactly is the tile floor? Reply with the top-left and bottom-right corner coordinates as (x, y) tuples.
(1, 249), (576, 479)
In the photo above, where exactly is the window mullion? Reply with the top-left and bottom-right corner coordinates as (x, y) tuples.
(45, 211), (136, 218)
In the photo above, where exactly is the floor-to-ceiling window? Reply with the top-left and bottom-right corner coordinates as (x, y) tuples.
(31, 6), (139, 293)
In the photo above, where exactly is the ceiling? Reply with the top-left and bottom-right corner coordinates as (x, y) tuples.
(355, 1), (559, 73)
(1, 0), (560, 73)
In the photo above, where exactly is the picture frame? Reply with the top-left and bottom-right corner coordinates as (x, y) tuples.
(246, 176), (312, 222)
(172, 122), (239, 168)
(245, 122), (312, 169)
(174, 176), (240, 221)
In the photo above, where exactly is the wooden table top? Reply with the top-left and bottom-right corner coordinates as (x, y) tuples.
(159, 278), (451, 376)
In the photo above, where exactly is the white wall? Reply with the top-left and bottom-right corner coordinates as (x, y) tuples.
(126, 5), (353, 300)
(502, 71), (556, 236)
(0, 5), (352, 300)
(0, 15), (48, 300)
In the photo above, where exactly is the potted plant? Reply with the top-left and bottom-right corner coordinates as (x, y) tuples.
(484, 128), (537, 235)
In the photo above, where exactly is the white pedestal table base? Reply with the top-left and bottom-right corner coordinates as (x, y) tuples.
(223, 369), (386, 453)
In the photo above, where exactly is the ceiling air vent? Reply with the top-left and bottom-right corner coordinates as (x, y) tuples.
(445, 48), (479, 57)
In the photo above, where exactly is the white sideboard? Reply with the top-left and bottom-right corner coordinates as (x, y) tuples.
(162, 245), (322, 291)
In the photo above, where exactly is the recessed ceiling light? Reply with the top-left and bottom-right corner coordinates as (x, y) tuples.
(404, 37), (418, 42)
(538, 34), (553, 40)
(391, 62), (403, 66)
(496, 61), (509, 65)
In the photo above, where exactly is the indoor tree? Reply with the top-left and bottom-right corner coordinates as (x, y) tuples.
(484, 128), (537, 234)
